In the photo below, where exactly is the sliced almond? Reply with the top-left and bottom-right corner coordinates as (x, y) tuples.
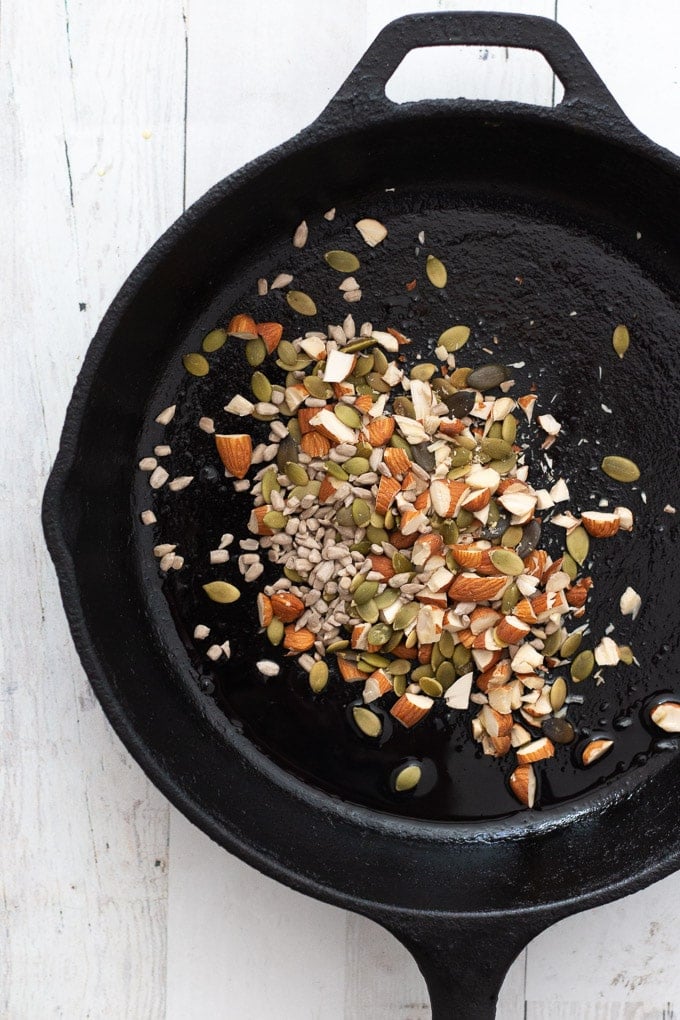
(581, 511), (620, 538)
(391, 693), (433, 728)
(516, 737), (555, 764)
(509, 764), (536, 807)
(620, 585), (641, 619)
(582, 738), (613, 766)
(650, 702), (680, 733)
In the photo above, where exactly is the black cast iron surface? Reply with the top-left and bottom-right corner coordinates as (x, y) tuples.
(43, 13), (680, 1019)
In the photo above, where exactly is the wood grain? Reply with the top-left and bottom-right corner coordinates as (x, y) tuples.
(5, 0), (680, 1017)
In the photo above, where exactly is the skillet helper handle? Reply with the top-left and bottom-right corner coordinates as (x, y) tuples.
(382, 911), (543, 1020)
(324, 11), (626, 122)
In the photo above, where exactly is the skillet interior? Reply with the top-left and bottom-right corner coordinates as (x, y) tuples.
(48, 104), (680, 914)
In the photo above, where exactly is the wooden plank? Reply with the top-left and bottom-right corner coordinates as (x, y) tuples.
(0, 0), (185, 1016)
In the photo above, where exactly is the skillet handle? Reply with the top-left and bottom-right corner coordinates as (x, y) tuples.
(376, 910), (545, 1020)
(323, 11), (626, 123)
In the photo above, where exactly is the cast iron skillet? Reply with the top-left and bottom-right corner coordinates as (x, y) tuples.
(43, 12), (680, 1018)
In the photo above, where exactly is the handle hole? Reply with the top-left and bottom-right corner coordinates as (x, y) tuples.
(385, 45), (565, 107)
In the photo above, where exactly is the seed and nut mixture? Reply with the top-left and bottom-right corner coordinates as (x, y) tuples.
(138, 215), (679, 809)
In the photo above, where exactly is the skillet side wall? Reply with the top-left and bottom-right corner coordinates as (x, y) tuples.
(45, 106), (680, 917)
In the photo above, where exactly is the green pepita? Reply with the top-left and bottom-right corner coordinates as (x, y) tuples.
(420, 676), (443, 698)
(562, 553), (579, 581)
(352, 498), (372, 528)
(489, 548), (524, 575)
(284, 566), (305, 583)
(285, 461), (309, 486)
(202, 328), (228, 352)
(560, 632), (583, 659)
(393, 675), (408, 696)
(183, 353), (209, 377)
(304, 375), (331, 399)
(367, 623), (392, 646)
(395, 764), (421, 792)
(501, 414), (518, 444)
(566, 526), (590, 566)
(353, 354), (374, 377)
(277, 339), (298, 366)
(309, 661), (329, 693)
(344, 456), (370, 476)
(571, 649), (594, 682)
(202, 580), (240, 603)
(356, 599), (380, 624)
(287, 290), (317, 316)
(542, 629), (563, 658)
(266, 617), (284, 645)
(612, 324), (630, 359)
(393, 603), (420, 632)
(501, 583), (520, 615)
(426, 254), (447, 288)
(263, 510), (287, 529)
(261, 466), (280, 503)
(388, 659), (411, 676)
(500, 526), (523, 549)
(251, 371), (272, 402)
(437, 630), (455, 659)
(601, 455), (640, 483)
(335, 404), (362, 429)
(549, 676), (568, 711)
(481, 438), (514, 460)
(324, 250), (360, 273)
(438, 325), (470, 352)
(352, 706), (382, 738)
(326, 639), (349, 654)
(410, 363), (437, 382)
(618, 645), (634, 665)
(245, 337), (267, 366)
(375, 589), (399, 610)
(436, 661), (456, 689)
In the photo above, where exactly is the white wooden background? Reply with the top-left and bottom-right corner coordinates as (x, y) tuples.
(4, 1), (680, 1017)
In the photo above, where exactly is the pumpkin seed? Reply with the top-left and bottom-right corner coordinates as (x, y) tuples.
(562, 553), (579, 581)
(309, 661), (329, 693)
(516, 519), (541, 559)
(344, 456), (370, 476)
(450, 447), (472, 468)
(202, 328), (228, 352)
(327, 462), (349, 481)
(487, 422), (503, 440)
(357, 599), (379, 623)
(394, 603), (420, 632)
(326, 639), (349, 653)
(361, 652), (390, 668)
(542, 716), (574, 744)
(277, 339), (298, 366)
(456, 508), (474, 530)
(250, 371), (272, 402)
(367, 623), (392, 646)
(263, 510), (287, 529)
(571, 650), (594, 682)
(393, 675), (408, 696)
(455, 434), (477, 451)
(391, 553), (412, 574)
(390, 435), (413, 455)
(439, 325), (470, 352)
(352, 498), (372, 528)
(438, 630), (455, 659)
(426, 254), (447, 288)
(245, 337), (267, 366)
(366, 525), (389, 545)
(501, 414), (518, 444)
(560, 632), (583, 659)
(612, 324), (630, 359)
(453, 644), (471, 670)
(443, 390), (475, 418)
(567, 526), (590, 565)
(373, 349), (388, 374)
(466, 364), (508, 391)
(367, 371), (390, 393)
(350, 540), (372, 555)
(489, 548), (524, 575)
(395, 764), (421, 792)
(410, 443), (436, 473)
(183, 353), (209, 376)
(411, 664), (434, 683)
(601, 455), (640, 483)
(261, 466), (280, 502)
(304, 375), (331, 399)
(618, 645), (634, 665)
(375, 589), (399, 610)
(284, 566), (305, 583)
(356, 659), (374, 674)
(501, 526), (523, 549)
(388, 659), (411, 676)
(287, 290), (317, 316)
(440, 521), (459, 545)
(286, 462), (309, 486)
(436, 661), (456, 689)
(335, 404), (362, 429)
(353, 354), (374, 377)
(501, 583), (520, 614)
(266, 617), (284, 645)
(324, 250), (360, 273)
(431, 645), (444, 671)
(202, 580), (240, 603)
(410, 363), (437, 381)
(481, 438), (514, 460)
(343, 338), (376, 355)
(352, 706), (382, 738)
(420, 676), (443, 698)
(276, 435), (298, 472)
(549, 676), (568, 711)
(542, 629), (563, 658)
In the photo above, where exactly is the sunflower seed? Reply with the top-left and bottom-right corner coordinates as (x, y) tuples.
(155, 405), (176, 426)
(612, 324), (629, 358)
(293, 220), (308, 248)
(426, 255), (447, 288)
(601, 455), (640, 483)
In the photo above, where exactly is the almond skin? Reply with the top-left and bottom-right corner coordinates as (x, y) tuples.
(383, 447), (411, 477)
(300, 431), (332, 457)
(390, 693), (433, 728)
(516, 737), (555, 764)
(337, 656), (366, 681)
(366, 416), (395, 446)
(509, 764), (536, 807)
(256, 321), (283, 353)
(448, 573), (508, 602)
(495, 615), (531, 645)
(256, 593), (273, 628)
(271, 592), (305, 623)
(227, 313), (258, 337)
(581, 738), (614, 766)
(283, 626), (315, 652)
(581, 511), (621, 538)
(375, 475), (401, 514)
(215, 434), (252, 479)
